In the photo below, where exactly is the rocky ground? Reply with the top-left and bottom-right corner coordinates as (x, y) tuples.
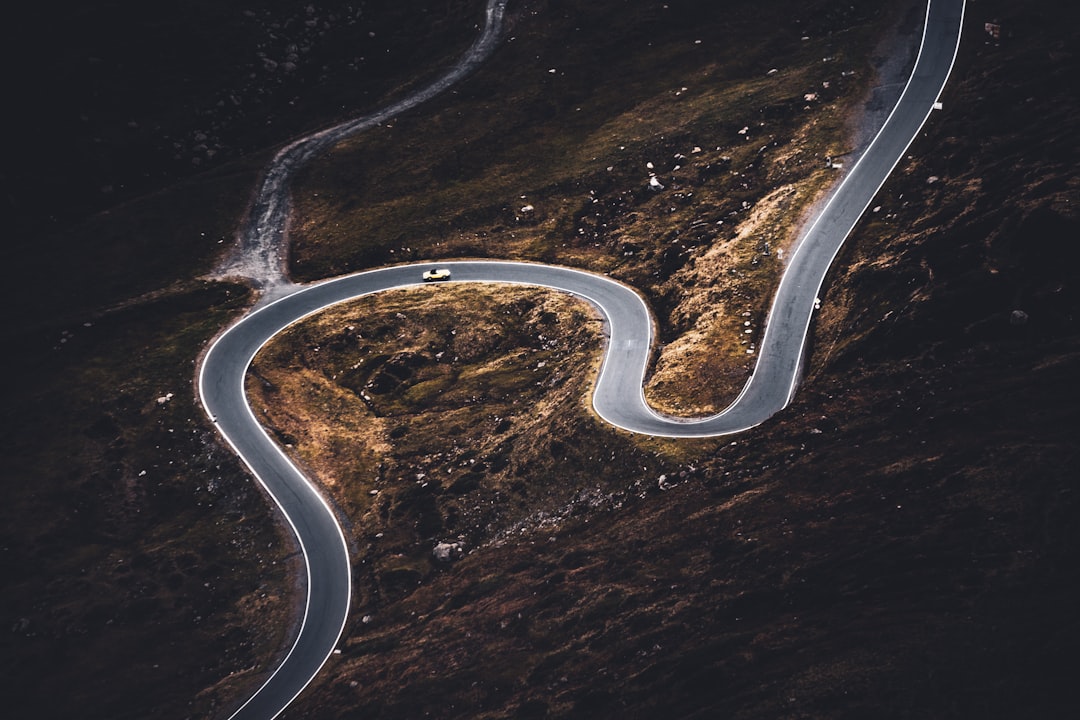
(253, 1), (1080, 718)
(3, 2), (486, 718)
(3, 0), (1078, 719)
(288, 0), (915, 411)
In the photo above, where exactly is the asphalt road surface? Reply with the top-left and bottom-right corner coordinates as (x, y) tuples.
(199, 1), (966, 717)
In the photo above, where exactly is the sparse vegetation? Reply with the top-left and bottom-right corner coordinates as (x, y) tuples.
(290, 0), (899, 410)
(1, 282), (303, 719)
(252, 1), (1080, 718)
(248, 284), (667, 606)
(4, 0), (1079, 718)
(3, 2), (488, 717)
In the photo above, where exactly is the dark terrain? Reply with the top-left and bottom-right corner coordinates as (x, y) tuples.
(3, 2), (487, 718)
(2, 1), (1078, 719)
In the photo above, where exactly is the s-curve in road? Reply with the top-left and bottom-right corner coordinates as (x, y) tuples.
(199, 0), (964, 717)
(201, 2), (509, 719)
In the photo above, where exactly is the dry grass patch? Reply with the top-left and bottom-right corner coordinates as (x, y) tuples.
(289, 0), (888, 417)
(248, 283), (684, 605)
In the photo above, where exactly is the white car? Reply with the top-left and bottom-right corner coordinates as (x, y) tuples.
(422, 268), (452, 282)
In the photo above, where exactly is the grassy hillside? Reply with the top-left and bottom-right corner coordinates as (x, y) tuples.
(288, 0), (907, 409)
(3, 0), (1077, 718)
(1, 2), (485, 718)
(253, 0), (1080, 718)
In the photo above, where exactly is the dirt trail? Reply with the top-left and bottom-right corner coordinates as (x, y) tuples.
(210, 0), (510, 305)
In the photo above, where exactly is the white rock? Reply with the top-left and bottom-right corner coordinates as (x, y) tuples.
(433, 541), (464, 562)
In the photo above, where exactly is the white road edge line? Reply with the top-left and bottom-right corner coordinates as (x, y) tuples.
(773, 0), (969, 411)
(199, 3), (509, 719)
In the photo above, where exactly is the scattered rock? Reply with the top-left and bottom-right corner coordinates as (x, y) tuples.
(1009, 309), (1029, 326)
(432, 541), (464, 563)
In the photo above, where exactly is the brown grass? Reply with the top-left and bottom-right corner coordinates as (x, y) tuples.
(248, 284), (646, 602)
(288, 0), (890, 416)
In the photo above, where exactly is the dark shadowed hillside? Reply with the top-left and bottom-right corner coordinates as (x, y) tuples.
(2, 0), (1077, 718)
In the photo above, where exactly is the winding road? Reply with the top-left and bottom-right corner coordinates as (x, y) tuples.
(199, 1), (966, 717)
